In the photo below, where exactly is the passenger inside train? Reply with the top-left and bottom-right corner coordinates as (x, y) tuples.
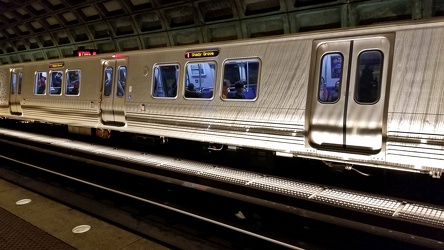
(223, 59), (259, 100)
(319, 85), (328, 102)
(328, 81), (340, 102)
(185, 62), (215, 99)
(359, 64), (379, 102)
(318, 54), (342, 103)
(356, 51), (382, 103)
(232, 82), (245, 99)
(50, 72), (62, 95)
(66, 71), (80, 95)
(36, 74), (46, 95)
(185, 83), (201, 98)
(222, 79), (230, 99)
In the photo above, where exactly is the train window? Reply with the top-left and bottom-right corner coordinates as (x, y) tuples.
(104, 67), (113, 97)
(66, 70), (80, 96)
(185, 62), (215, 99)
(190, 64), (205, 76)
(18, 73), (22, 94)
(34, 72), (47, 95)
(117, 66), (126, 97)
(355, 50), (383, 104)
(11, 73), (17, 94)
(318, 53), (343, 103)
(49, 71), (63, 95)
(222, 59), (260, 100)
(152, 64), (178, 98)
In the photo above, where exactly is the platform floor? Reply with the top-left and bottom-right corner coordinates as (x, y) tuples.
(0, 179), (170, 250)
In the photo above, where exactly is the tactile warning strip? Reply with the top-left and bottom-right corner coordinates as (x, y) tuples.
(313, 189), (401, 216)
(198, 167), (264, 185)
(248, 176), (324, 199)
(397, 204), (444, 227)
(0, 207), (76, 250)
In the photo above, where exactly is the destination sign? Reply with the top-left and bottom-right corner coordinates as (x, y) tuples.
(77, 50), (98, 56)
(185, 50), (219, 59)
(49, 62), (64, 68)
(73, 49), (99, 57)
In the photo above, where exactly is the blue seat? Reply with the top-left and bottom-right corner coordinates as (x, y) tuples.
(226, 92), (236, 98)
(226, 88), (256, 99)
(200, 90), (213, 98)
(243, 88), (256, 99)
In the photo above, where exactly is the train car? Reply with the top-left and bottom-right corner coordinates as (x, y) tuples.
(1, 19), (444, 177)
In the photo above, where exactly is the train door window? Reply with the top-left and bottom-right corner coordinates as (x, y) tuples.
(66, 70), (80, 96)
(318, 53), (343, 103)
(355, 50), (383, 104)
(104, 67), (113, 97)
(222, 59), (260, 100)
(152, 64), (179, 98)
(49, 71), (63, 95)
(117, 66), (126, 97)
(34, 72), (47, 95)
(185, 62), (215, 99)
(18, 73), (22, 94)
(11, 73), (17, 94)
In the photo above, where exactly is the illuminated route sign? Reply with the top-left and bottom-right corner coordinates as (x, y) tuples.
(49, 62), (64, 68)
(185, 50), (219, 59)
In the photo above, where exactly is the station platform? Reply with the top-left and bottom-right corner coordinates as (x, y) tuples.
(0, 179), (169, 250)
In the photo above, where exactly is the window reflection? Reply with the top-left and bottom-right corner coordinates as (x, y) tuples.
(222, 59), (259, 100)
(185, 62), (215, 99)
(35, 72), (47, 95)
(11, 73), (17, 94)
(117, 66), (126, 97)
(50, 71), (63, 95)
(319, 53), (343, 103)
(355, 50), (383, 103)
(152, 65), (178, 98)
(18, 73), (22, 94)
(104, 67), (113, 97)
(66, 70), (80, 96)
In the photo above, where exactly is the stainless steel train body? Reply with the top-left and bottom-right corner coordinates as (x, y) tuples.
(1, 19), (444, 177)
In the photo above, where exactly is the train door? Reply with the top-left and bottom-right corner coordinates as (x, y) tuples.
(100, 59), (127, 126)
(9, 68), (23, 115)
(308, 35), (392, 153)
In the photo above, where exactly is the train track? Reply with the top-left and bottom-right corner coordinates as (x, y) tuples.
(0, 126), (443, 249)
(0, 148), (299, 249)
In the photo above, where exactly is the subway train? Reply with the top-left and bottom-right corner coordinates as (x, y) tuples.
(1, 19), (444, 178)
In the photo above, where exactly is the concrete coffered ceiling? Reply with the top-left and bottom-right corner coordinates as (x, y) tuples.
(0, 0), (443, 64)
